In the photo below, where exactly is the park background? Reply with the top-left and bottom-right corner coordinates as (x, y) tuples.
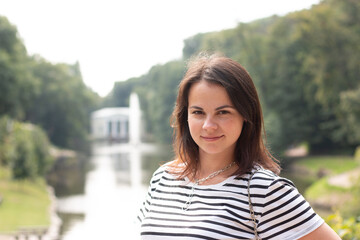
(0, 0), (360, 239)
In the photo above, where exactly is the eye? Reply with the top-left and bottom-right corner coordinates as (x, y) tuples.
(192, 110), (204, 115)
(218, 110), (230, 115)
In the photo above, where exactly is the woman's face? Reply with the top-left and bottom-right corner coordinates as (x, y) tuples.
(187, 80), (244, 159)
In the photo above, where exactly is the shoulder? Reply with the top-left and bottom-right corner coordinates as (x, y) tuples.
(146, 160), (187, 200)
(248, 167), (295, 193)
(250, 166), (296, 189)
(249, 167), (304, 211)
(149, 160), (181, 185)
(250, 168), (324, 239)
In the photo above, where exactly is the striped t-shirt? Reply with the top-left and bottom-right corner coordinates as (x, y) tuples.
(138, 162), (324, 240)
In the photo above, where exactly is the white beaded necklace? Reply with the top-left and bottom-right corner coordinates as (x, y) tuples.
(182, 161), (236, 211)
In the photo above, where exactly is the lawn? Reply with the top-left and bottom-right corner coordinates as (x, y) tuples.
(293, 155), (360, 218)
(0, 167), (51, 233)
(295, 155), (358, 175)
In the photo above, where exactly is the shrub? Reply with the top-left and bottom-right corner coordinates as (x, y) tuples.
(355, 146), (360, 162)
(326, 212), (360, 240)
(11, 124), (38, 179)
(0, 116), (54, 179)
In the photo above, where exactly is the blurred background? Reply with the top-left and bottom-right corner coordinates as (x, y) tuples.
(0, 0), (359, 239)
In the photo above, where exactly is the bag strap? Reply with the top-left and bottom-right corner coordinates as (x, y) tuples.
(247, 170), (261, 240)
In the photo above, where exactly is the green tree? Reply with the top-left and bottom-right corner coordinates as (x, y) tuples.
(139, 61), (185, 143)
(102, 77), (143, 107)
(106, 61), (185, 143)
(257, 0), (360, 152)
(106, 0), (360, 154)
(26, 57), (100, 151)
(0, 16), (37, 119)
(336, 87), (360, 145)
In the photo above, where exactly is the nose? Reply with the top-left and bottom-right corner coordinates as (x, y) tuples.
(202, 116), (217, 131)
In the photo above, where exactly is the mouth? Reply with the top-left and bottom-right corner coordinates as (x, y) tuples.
(201, 135), (224, 142)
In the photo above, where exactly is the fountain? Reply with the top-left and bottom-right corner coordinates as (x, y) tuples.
(129, 92), (141, 145)
(129, 93), (141, 189)
(56, 92), (158, 240)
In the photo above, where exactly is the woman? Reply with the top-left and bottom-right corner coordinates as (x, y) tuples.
(138, 53), (340, 239)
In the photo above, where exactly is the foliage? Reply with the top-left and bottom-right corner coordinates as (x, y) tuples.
(2, 0), (360, 155)
(104, 61), (185, 143)
(0, 15), (100, 152)
(260, 0), (360, 152)
(185, 0), (360, 153)
(137, 61), (185, 143)
(25, 57), (100, 152)
(0, 16), (38, 119)
(102, 77), (142, 108)
(326, 212), (360, 240)
(337, 87), (360, 145)
(105, 0), (360, 155)
(326, 160), (360, 239)
(355, 146), (360, 162)
(0, 116), (54, 179)
(301, 154), (360, 238)
(327, 178), (360, 239)
(263, 111), (284, 157)
(11, 124), (38, 179)
(0, 115), (12, 166)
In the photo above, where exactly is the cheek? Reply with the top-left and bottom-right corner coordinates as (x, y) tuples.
(187, 119), (201, 137)
(226, 119), (244, 136)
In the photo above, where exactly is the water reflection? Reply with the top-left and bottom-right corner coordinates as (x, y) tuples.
(57, 213), (85, 237)
(54, 142), (171, 240)
(47, 153), (88, 197)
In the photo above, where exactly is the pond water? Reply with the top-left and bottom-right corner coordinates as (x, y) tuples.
(50, 142), (317, 240)
(52, 142), (171, 240)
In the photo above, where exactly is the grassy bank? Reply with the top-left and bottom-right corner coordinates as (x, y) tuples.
(290, 155), (360, 216)
(0, 167), (51, 233)
(288, 155), (360, 239)
(294, 155), (357, 175)
(294, 155), (358, 200)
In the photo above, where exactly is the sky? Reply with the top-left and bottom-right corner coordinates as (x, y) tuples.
(0, 0), (320, 96)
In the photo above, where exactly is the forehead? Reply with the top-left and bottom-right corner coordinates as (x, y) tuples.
(188, 80), (232, 106)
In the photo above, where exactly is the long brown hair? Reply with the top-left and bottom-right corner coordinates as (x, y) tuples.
(171, 53), (280, 177)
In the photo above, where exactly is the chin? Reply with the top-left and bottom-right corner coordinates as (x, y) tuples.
(200, 148), (225, 155)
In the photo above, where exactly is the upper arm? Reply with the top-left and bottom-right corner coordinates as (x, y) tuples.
(298, 222), (341, 240)
(254, 172), (324, 239)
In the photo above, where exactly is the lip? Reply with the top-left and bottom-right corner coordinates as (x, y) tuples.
(201, 135), (224, 142)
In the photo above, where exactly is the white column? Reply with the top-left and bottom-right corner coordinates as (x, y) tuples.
(129, 93), (141, 188)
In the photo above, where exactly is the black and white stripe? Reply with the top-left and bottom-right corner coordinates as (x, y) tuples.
(138, 162), (324, 239)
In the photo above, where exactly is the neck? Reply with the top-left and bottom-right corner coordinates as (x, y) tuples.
(197, 150), (235, 178)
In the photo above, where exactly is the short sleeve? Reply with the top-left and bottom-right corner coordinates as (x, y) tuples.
(256, 175), (324, 240)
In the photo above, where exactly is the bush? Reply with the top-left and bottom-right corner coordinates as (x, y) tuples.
(0, 116), (13, 166)
(0, 116), (54, 179)
(30, 125), (54, 176)
(326, 162), (360, 239)
(326, 212), (360, 240)
(355, 146), (360, 162)
(11, 125), (38, 179)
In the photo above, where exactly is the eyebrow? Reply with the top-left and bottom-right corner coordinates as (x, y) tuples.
(216, 105), (235, 110)
(189, 105), (235, 110)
